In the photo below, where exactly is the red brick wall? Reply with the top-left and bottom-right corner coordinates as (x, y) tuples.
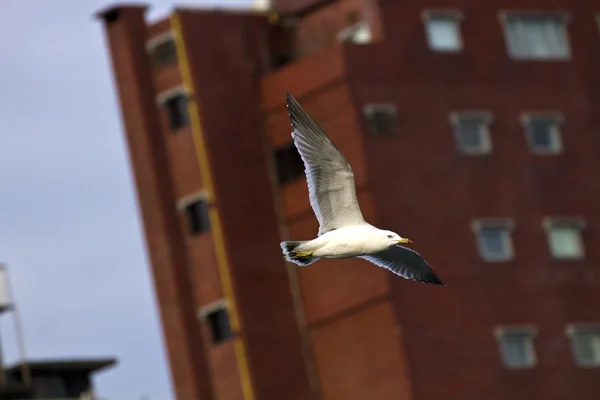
(311, 301), (413, 399)
(342, 1), (600, 398)
(264, 82), (392, 322)
(97, 6), (215, 400)
(263, 67), (413, 398)
(178, 10), (315, 400)
(146, 16), (243, 400)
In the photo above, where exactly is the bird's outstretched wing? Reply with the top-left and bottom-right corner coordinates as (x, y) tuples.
(285, 92), (365, 235)
(360, 245), (445, 285)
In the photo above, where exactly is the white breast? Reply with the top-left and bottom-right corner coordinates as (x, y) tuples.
(311, 224), (387, 258)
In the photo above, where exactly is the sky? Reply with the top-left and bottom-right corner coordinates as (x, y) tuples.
(0, 1), (255, 399)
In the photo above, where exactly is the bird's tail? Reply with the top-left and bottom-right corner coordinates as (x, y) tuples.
(280, 241), (319, 266)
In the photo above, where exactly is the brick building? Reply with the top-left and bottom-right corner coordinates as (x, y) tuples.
(96, 1), (600, 399)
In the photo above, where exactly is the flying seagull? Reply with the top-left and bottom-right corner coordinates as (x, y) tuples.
(280, 92), (445, 286)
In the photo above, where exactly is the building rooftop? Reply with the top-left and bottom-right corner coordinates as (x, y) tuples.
(7, 357), (118, 375)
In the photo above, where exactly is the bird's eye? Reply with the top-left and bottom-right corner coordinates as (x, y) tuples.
(387, 235), (393, 239)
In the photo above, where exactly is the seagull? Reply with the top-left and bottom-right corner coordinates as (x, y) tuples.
(279, 92), (445, 286)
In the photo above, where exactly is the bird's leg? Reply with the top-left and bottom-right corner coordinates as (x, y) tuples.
(292, 250), (314, 257)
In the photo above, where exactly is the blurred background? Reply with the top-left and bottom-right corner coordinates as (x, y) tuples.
(1, 0), (600, 399)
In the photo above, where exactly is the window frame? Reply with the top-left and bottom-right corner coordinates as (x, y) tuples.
(156, 85), (191, 131)
(421, 9), (464, 53)
(566, 324), (600, 368)
(146, 31), (176, 52)
(146, 31), (178, 68)
(177, 191), (211, 236)
(494, 325), (538, 369)
(363, 103), (398, 137)
(499, 11), (572, 60)
(520, 112), (564, 154)
(449, 111), (494, 154)
(197, 299), (235, 345)
(471, 219), (515, 262)
(542, 217), (585, 260)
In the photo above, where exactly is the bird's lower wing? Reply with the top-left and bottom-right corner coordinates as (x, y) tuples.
(360, 245), (445, 285)
(286, 92), (365, 235)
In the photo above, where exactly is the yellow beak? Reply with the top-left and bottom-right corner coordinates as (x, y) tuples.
(398, 238), (413, 244)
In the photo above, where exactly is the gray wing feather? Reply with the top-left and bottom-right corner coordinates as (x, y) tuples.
(360, 245), (445, 285)
(285, 92), (365, 235)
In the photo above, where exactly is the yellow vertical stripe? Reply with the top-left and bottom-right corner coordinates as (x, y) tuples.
(170, 12), (256, 400)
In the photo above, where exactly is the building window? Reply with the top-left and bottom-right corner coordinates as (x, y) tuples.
(521, 113), (563, 154)
(472, 220), (515, 261)
(200, 302), (234, 344)
(151, 40), (177, 67)
(449, 111), (493, 154)
(147, 32), (178, 67)
(422, 10), (463, 52)
(274, 141), (305, 185)
(157, 87), (190, 131)
(183, 199), (210, 235)
(151, 39), (177, 67)
(363, 104), (398, 136)
(501, 12), (571, 59)
(567, 325), (600, 368)
(495, 326), (537, 368)
(337, 21), (372, 44)
(543, 217), (585, 259)
(164, 94), (190, 131)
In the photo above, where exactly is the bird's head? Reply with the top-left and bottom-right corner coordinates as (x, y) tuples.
(382, 230), (413, 246)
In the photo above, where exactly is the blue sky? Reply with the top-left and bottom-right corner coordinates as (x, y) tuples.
(0, 1), (253, 398)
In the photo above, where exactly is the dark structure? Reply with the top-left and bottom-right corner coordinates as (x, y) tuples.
(0, 269), (117, 399)
(97, 1), (600, 399)
(0, 358), (116, 399)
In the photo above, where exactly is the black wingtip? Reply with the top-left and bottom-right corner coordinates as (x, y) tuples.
(421, 272), (446, 286)
(431, 277), (447, 286)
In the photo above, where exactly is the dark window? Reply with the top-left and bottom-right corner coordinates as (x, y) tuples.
(151, 39), (177, 67)
(522, 114), (562, 154)
(185, 199), (210, 235)
(363, 105), (397, 136)
(480, 227), (504, 254)
(272, 53), (294, 68)
(504, 15), (570, 59)
(206, 307), (233, 344)
(454, 116), (491, 153)
(274, 142), (305, 185)
(479, 226), (511, 260)
(457, 119), (484, 147)
(528, 120), (555, 149)
(164, 94), (189, 130)
(571, 329), (600, 367)
(498, 331), (536, 368)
